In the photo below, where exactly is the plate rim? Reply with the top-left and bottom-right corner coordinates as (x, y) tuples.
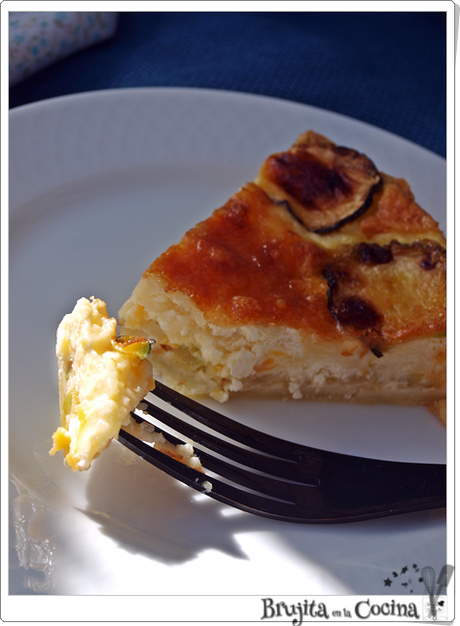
(9, 84), (447, 160)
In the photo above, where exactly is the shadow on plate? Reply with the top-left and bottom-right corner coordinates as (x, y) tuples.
(81, 440), (446, 595)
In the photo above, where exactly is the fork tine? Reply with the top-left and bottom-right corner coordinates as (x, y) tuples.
(129, 410), (319, 501)
(138, 393), (320, 484)
(118, 427), (320, 522)
(152, 381), (321, 463)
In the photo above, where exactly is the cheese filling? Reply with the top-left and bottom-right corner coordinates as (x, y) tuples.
(50, 297), (155, 471)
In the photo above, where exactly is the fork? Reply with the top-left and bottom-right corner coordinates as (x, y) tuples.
(118, 381), (446, 524)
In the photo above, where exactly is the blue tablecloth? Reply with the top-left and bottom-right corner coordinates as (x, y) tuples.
(9, 11), (446, 157)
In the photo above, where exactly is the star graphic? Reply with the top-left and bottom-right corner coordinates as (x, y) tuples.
(384, 578), (393, 587)
(401, 566), (408, 574)
(392, 571), (398, 577)
(418, 577), (424, 583)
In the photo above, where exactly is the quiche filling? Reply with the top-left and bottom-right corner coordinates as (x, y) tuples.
(50, 297), (155, 470)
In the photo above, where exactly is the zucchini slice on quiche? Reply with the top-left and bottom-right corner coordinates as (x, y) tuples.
(256, 130), (382, 233)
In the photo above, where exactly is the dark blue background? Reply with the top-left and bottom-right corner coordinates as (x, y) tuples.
(9, 11), (447, 157)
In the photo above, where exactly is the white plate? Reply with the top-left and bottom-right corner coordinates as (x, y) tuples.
(9, 88), (446, 600)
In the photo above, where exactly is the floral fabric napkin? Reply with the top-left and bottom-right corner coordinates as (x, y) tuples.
(9, 12), (119, 85)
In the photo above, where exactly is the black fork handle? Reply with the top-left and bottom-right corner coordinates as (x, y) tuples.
(318, 452), (446, 519)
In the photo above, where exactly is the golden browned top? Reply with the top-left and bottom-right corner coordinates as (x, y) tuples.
(148, 183), (340, 338)
(358, 173), (442, 240)
(145, 131), (446, 351)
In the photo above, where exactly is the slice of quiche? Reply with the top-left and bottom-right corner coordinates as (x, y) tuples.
(50, 297), (201, 471)
(118, 131), (446, 422)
